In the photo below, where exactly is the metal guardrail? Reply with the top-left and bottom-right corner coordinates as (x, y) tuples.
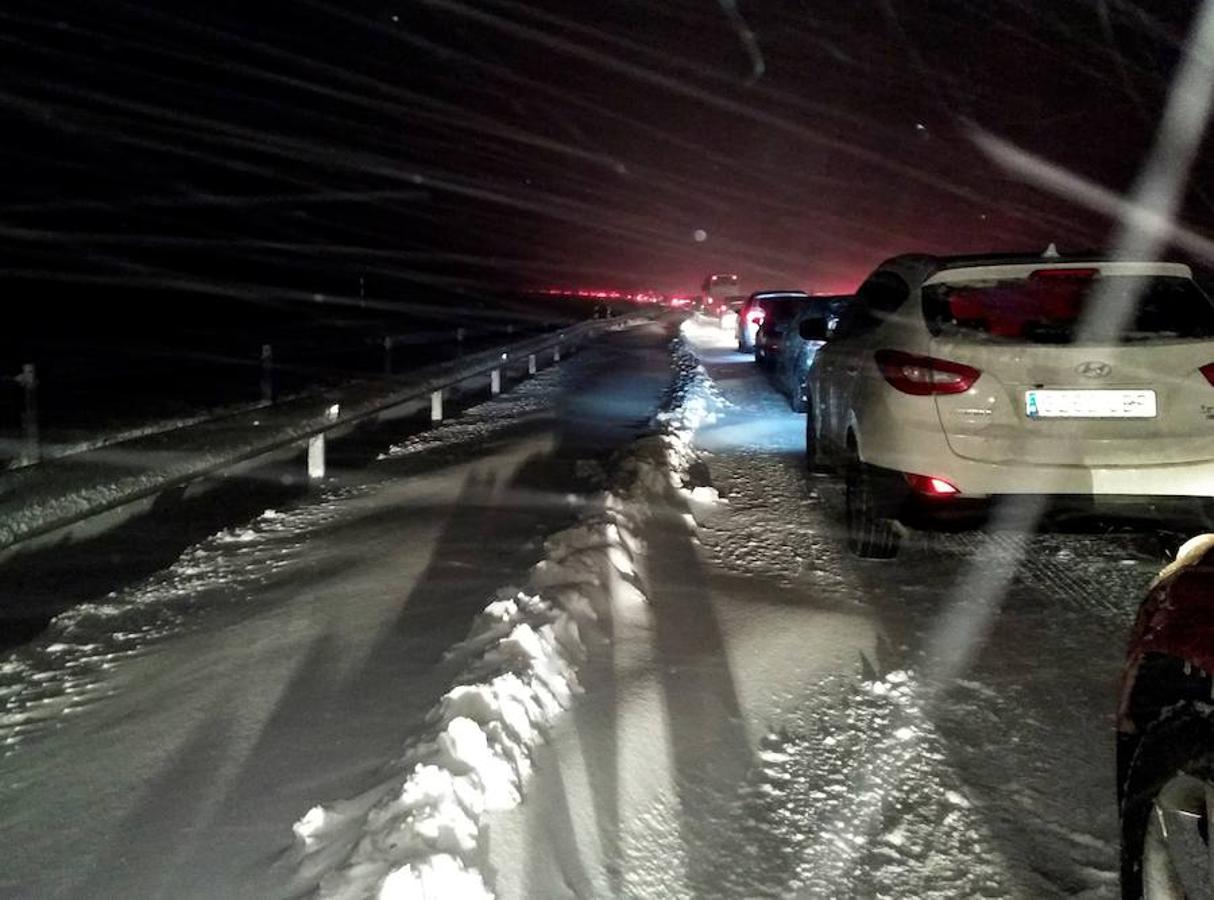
(3, 321), (559, 472)
(0, 315), (650, 560)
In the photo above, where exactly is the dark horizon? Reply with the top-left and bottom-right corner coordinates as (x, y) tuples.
(1, 0), (1210, 305)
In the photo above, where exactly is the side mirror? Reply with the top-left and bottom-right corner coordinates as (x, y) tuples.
(798, 317), (828, 341)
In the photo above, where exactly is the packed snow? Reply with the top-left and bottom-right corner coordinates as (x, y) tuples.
(1, 323), (681, 900)
(289, 335), (712, 897)
(0, 318), (1185, 898)
(0, 489), (366, 754)
(482, 316), (1169, 898)
(380, 366), (562, 460)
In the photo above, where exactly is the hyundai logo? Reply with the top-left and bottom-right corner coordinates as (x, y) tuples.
(1076, 360), (1112, 378)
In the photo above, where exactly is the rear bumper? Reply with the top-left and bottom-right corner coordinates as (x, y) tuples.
(942, 456), (1214, 498)
(859, 428), (1214, 498)
(863, 464), (1212, 529)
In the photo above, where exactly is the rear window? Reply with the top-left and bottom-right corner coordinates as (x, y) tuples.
(760, 297), (802, 321)
(923, 273), (1214, 344)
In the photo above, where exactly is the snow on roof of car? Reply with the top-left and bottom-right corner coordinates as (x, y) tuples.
(922, 260), (1193, 286)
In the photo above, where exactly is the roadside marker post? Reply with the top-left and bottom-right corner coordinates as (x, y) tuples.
(307, 434), (325, 480)
(260, 344), (275, 404)
(306, 404), (339, 482)
(17, 363), (39, 465)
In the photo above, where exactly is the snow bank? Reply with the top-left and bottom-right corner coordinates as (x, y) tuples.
(292, 335), (724, 898)
(293, 584), (596, 895)
(614, 331), (728, 507)
(379, 368), (560, 460)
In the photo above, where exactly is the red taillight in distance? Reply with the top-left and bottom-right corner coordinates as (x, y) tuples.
(904, 473), (961, 496)
(875, 349), (980, 395)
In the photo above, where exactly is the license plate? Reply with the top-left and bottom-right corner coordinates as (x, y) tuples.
(1025, 389), (1157, 419)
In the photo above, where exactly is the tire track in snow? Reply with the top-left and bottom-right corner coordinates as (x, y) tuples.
(676, 318), (1141, 897)
(712, 670), (1015, 898)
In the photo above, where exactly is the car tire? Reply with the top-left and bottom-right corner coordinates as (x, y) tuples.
(804, 403), (824, 471)
(1120, 706), (1214, 900)
(845, 460), (901, 559)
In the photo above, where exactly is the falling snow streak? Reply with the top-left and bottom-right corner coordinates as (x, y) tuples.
(1, 0), (1208, 303)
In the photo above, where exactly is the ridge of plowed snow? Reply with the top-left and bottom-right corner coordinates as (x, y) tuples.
(290, 336), (721, 898)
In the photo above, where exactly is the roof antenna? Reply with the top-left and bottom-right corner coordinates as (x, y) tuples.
(1042, 242), (1061, 259)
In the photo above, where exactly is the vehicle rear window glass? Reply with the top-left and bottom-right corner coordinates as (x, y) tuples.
(922, 274), (1214, 343)
(761, 297), (802, 321)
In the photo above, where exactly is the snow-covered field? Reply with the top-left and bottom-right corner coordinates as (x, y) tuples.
(0, 318), (1173, 898)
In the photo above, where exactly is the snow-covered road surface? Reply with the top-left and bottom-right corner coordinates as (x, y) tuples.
(0, 323), (675, 899)
(1, 316), (1172, 898)
(487, 318), (1165, 899)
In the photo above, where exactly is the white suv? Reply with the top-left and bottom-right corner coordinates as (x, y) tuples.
(802, 252), (1214, 558)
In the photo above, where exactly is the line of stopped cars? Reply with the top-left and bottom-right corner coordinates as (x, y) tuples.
(715, 250), (1214, 900)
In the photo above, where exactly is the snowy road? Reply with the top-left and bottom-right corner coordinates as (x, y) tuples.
(0, 323), (676, 899)
(487, 318), (1167, 899)
(1, 317), (1172, 898)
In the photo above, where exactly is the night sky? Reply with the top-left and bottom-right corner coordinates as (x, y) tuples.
(1, 0), (1208, 305)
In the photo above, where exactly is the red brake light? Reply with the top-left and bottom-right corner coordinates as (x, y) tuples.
(748, 310), (765, 325)
(1029, 267), (1099, 280)
(875, 350), (980, 395)
(904, 473), (961, 496)
(1201, 363), (1214, 386)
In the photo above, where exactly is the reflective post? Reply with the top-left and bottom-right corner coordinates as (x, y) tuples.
(308, 403), (339, 481)
(527, 353), (537, 375)
(383, 335), (393, 376)
(491, 368), (501, 395)
(260, 343), (274, 403)
(431, 389), (443, 422)
(17, 363), (38, 465)
(307, 433), (325, 480)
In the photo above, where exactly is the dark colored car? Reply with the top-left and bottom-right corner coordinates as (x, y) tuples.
(1117, 534), (1214, 899)
(737, 290), (809, 353)
(773, 295), (849, 411)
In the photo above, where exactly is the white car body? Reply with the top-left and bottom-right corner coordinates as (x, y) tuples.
(806, 255), (1214, 500)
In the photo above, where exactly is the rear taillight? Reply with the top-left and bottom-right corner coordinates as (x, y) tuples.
(875, 349), (980, 395)
(1201, 363), (1214, 386)
(1029, 267), (1099, 280)
(904, 473), (961, 496)
(748, 311), (765, 325)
